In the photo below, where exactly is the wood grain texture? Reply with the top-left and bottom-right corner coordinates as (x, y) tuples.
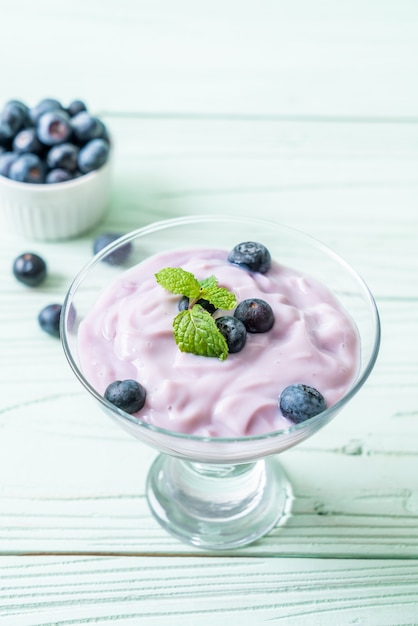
(3, 0), (418, 118)
(1, 117), (417, 560)
(1, 0), (418, 623)
(1, 556), (418, 626)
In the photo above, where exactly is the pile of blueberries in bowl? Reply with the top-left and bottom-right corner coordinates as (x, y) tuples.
(0, 97), (113, 241)
(0, 98), (110, 184)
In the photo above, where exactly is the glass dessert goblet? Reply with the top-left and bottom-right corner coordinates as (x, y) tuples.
(61, 215), (380, 550)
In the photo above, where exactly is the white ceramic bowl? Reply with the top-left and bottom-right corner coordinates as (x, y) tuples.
(0, 157), (112, 241)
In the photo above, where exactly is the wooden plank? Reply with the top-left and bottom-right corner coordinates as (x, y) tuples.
(0, 370), (417, 557)
(0, 115), (417, 557)
(1, 556), (418, 625)
(0, 1), (417, 623)
(1, 1), (418, 117)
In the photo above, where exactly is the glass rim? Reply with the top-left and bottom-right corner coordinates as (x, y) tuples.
(61, 214), (381, 445)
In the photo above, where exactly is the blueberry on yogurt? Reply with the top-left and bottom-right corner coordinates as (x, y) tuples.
(216, 316), (247, 353)
(104, 380), (147, 414)
(228, 241), (271, 274)
(234, 298), (274, 333)
(178, 296), (217, 314)
(279, 383), (327, 424)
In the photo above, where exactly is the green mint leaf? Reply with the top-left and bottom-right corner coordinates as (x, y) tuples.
(156, 266), (238, 360)
(200, 284), (237, 310)
(199, 275), (237, 309)
(173, 305), (229, 361)
(155, 267), (201, 299)
(198, 275), (217, 289)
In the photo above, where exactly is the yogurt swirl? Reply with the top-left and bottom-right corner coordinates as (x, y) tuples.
(78, 247), (360, 437)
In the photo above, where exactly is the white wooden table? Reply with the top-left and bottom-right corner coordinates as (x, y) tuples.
(1, 1), (418, 623)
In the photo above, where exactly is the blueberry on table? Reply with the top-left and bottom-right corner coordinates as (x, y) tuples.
(228, 241), (271, 274)
(13, 252), (47, 286)
(234, 298), (274, 333)
(104, 380), (147, 414)
(38, 303), (62, 338)
(78, 138), (109, 173)
(216, 315), (247, 353)
(37, 110), (72, 146)
(8, 153), (45, 183)
(47, 142), (79, 171)
(178, 296), (217, 314)
(279, 384), (327, 424)
(93, 233), (132, 265)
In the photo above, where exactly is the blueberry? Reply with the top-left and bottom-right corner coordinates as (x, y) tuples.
(8, 153), (45, 183)
(0, 121), (14, 149)
(66, 99), (87, 117)
(1, 100), (28, 134)
(104, 379), (147, 414)
(71, 111), (107, 144)
(38, 303), (62, 338)
(178, 296), (217, 314)
(29, 98), (63, 124)
(93, 233), (132, 265)
(279, 384), (327, 424)
(228, 241), (271, 274)
(234, 298), (274, 333)
(13, 252), (47, 286)
(45, 168), (74, 184)
(0, 98), (110, 184)
(0, 151), (19, 177)
(12, 128), (43, 155)
(37, 110), (72, 146)
(6, 99), (30, 118)
(78, 138), (109, 173)
(215, 316), (247, 353)
(46, 142), (79, 171)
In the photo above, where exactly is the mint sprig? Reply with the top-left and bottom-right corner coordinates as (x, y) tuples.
(174, 305), (229, 360)
(199, 275), (237, 310)
(155, 267), (201, 300)
(155, 267), (237, 360)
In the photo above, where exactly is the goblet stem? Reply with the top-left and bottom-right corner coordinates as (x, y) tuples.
(146, 454), (293, 550)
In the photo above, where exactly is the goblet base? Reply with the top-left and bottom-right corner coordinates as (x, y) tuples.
(146, 454), (293, 550)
